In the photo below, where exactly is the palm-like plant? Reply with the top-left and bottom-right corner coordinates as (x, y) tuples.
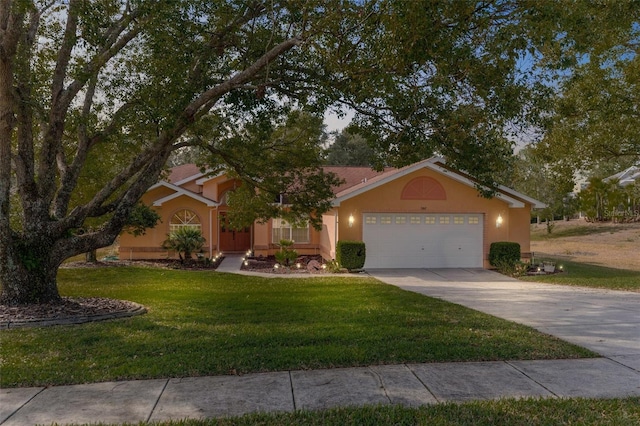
(274, 239), (298, 266)
(162, 228), (206, 262)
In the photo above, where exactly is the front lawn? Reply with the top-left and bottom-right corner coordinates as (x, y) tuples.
(1, 267), (594, 388)
(521, 259), (640, 292)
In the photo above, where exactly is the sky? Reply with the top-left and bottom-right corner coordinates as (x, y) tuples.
(324, 109), (354, 133)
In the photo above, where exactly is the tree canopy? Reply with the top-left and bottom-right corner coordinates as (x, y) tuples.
(324, 130), (375, 167)
(533, 1), (640, 182)
(0, 0), (624, 305)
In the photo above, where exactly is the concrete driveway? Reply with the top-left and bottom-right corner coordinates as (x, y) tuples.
(367, 268), (640, 371)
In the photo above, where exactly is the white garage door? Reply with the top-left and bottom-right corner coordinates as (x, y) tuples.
(363, 213), (483, 269)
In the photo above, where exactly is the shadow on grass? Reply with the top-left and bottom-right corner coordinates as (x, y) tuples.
(0, 267), (595, 388)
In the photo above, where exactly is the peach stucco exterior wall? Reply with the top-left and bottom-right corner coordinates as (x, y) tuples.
(320, 211), (338, 260)
(253, 221), (270, 255)
(119, 168), (533, 265)
(200, 176), (239, 202)
(507, 207), (532, 253)
(331, 168), (533, 268)
(251, 218), (324, 257)
(119, 192), (215, 260)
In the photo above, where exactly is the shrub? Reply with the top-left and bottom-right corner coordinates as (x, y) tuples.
(324, 259), (342, 273)
(336, 240), (366, 271)
(274, 239), (298, 266)
(489, 242), (521, 269)
(494, 260), (529, 277)
(162, 228), (206, 262)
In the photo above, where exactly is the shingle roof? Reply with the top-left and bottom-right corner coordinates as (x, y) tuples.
(167, 164), (201, 184)
(163, 160), (544, 209)
(166, 164), (393, 195)
(323, 166), (393, 193)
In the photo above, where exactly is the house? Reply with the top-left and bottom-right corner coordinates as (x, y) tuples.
(605, 164), (640, 187)
(118, 158), (544, 269)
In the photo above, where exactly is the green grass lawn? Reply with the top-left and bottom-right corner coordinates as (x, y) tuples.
(138, 398), (640, 426)
(0, 267), (594, 388)
(521, 259), (640, 291)
(530, 224), (628, 241)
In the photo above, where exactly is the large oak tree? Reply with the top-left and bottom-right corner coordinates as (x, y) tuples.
(0, 0), (599, 305)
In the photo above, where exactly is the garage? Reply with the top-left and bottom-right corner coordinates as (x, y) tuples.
(362, 213), (484, 269)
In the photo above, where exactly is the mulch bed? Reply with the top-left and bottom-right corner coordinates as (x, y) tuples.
(61, 256), (225, 270)
(241, 255), (328, 274)
(2, 255), (327, 328)
(0, 297), (146, 329)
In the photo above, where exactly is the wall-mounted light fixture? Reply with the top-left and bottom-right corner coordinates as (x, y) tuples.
(496, 214), (503, 228)
(348, 214), (355, 228)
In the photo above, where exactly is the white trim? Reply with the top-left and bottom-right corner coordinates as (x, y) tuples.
(332, 157), (533, 208)
(150, 181), (218, 207)
(174, 172), (206, 187)
(332, 159), (435, 206)
(195, 171), (226, 185)
(209, 209), (213, 256)
(496, 184), (546, 209)
(424, 162), (526, 208)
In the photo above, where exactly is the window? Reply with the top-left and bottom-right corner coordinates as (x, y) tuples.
(365, 216), (377, 224)
(380, 216), (392, 224)
(468, 216), (479, 224)
(170, 209), (201, 233)
(272, 219), (309, 243)
(439, 216), (450, 224)
(425, 216), (436, 224)
(454, 216), (465, 224)
(410, 216), (421, 224)
(395, 216), (406, 224)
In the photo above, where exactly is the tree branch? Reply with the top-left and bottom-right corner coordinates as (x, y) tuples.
(183, 35), (304, 120)
(53, 74), (98, 218)
(38, 5), (147, 208)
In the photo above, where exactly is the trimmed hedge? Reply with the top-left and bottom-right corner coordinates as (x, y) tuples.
(336, 240), (366, 271)
(488, 242), (521, 268)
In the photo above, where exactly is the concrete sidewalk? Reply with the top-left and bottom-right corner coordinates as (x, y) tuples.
(3, 261), (640, 424)
(2, 358), (640, 424)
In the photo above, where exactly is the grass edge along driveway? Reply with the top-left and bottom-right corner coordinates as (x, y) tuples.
(1, 267), (595, 388)
(520, 259), (640, 292)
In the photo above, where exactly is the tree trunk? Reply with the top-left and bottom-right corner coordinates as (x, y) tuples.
(0, 241), (61, 306)
(85, 249), (97, 263)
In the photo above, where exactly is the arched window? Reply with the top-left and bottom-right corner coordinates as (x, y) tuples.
(401, 177), (446, 200)
(169, 209), (201, 233)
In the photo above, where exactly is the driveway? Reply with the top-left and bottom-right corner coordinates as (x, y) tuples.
(367, 268), (640, 371)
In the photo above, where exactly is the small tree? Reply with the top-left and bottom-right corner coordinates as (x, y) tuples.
(162, 228), (206, 263)
(274, 240), (298, 267)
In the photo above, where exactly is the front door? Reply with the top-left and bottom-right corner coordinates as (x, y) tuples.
(219, 212), (251, 252)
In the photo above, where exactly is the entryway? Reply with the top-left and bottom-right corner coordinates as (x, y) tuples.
(219, 212), (251, 252)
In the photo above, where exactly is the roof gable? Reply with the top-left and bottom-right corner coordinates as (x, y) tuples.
(331, 158), (544, 209)
(159, 160), (545, 210)
(606, 164), (640, 187)
(148, 181), (218, 207)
